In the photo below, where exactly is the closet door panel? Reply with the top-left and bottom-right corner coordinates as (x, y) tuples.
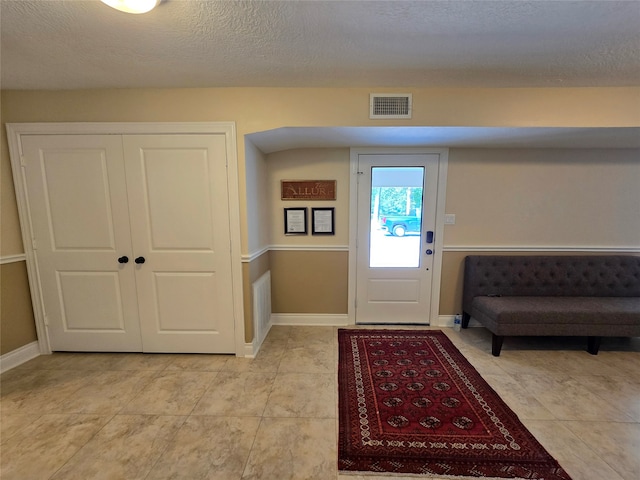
(21, 135), (143, 351)
(123, 134), (235, 353)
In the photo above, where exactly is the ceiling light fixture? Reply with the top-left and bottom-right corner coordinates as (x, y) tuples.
(100, 0), (160, 14)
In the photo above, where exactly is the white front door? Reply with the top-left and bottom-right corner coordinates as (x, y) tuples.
(20, 133), (235, 353)
(355, 153), (441, 324)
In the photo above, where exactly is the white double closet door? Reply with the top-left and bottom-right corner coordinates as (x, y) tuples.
(21, 133), (235, 353)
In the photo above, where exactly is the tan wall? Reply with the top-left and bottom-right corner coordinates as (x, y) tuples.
(270, 250), (348, 314)
(2, 86), (639, 353)
(267, 148), (350, 246)
(1, 126), (24, 256)
(264, 148), (350, 314)
(439, 148), (640, 314)
(3, 87), (639, 257)
(444, 149), (640, 248)
(0, 262), (37, 354)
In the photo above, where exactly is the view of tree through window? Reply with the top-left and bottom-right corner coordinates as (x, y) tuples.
(372, 187), (423, 217)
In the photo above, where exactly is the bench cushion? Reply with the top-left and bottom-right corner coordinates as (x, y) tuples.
(471, 296), (640, 337)
(462, 256), (640, 315)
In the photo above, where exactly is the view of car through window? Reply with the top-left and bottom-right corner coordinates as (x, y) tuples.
(369, 167), (424, 268)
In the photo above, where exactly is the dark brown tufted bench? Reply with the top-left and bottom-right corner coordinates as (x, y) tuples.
(461, 255), (640, 356)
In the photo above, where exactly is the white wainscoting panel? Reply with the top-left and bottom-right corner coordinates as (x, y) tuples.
(252, 270), (272, 354)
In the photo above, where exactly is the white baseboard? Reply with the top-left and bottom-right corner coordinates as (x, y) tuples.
(243, 342), (257, 358)
(243, 320), (273, 359)
(0, 341), (40, 373)
(271, 313), (349, 326)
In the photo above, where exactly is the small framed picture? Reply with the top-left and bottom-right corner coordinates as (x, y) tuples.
(312, 207), (335, 235)
(284, 207), (308, 235)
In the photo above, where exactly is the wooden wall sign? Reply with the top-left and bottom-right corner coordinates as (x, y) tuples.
(281, 180), (336, 200)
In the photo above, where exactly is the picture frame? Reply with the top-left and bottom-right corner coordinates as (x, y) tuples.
(312, 207), (335, 235)
(284, 207), (308, 235)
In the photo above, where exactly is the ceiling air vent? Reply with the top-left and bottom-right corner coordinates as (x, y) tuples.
(369, 93), (412, 119)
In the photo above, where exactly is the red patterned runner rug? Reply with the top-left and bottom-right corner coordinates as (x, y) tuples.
(338, 329), (572, 479)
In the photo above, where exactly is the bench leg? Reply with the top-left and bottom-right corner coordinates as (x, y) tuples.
(587, 336), (602, 355)
(461, 312), (470, 329)
(491, 334), (504, 357)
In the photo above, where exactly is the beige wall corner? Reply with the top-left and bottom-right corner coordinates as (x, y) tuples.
(1, 261), (37, 355)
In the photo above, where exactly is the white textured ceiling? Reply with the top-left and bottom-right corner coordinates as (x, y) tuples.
(1, 0), (639, 90)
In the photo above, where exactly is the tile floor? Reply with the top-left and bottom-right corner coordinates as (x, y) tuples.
(1, 326), (639, 480)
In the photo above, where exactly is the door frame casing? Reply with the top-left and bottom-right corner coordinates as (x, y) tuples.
(348, 147), (449, 325)
(6, 122), (246, 356)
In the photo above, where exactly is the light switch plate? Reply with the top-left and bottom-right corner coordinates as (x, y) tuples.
(444, 214), (456, 225)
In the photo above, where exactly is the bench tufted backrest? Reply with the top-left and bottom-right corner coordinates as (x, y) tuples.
(462, 255), (640, 311)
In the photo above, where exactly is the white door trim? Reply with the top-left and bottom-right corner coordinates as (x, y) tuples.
(6, 122), (245, 356)
(348, 147), (448, 326)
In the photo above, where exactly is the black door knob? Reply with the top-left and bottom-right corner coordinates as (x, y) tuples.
(425, 249), (433, 255)
(135, 256), (146, 264)
(117, 256), (129, 264)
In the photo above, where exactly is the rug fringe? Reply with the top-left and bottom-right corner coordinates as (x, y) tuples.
(340, 472), (532, 480)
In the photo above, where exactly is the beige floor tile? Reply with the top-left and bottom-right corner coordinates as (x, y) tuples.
(445, 327), (495, 353)
(57, 353), (174, 371)
(224, 345), (284, 373)
(597, 351), (640, 382)
(481, 373), (556, 420)
(263, 372), (336, 418)
(278, 344), (336, 374)
(263, 325), (293, 343)
(47, 353), (133, 371)
(109, 353), (176, 371)
(146, 416), (261, 480)
(488, 350), (573, 376)
(192, 371), (276, 417)
(563, 421), (640, 480)
(1, 326), (637, 480)
(0, 413), (42, 444)
(13, 353), (77, 370)
(121, 371), (217, 415)
(540, 350), (624, 377)
(287, 326), (336, 348)
(1, 369), (98, 414)
(57, 370), (158, 414)
(241, 417), (336, 480)
(254, 341), (288, 358)
(569, 374), (640, 422)
(514, 373), (636, 422)
(50, 414), (185, 480)
(524, 419), (625, 480)
(0, 413), (112, 480)
(165, 354), (232, 372)
(451, 347), (510, 375)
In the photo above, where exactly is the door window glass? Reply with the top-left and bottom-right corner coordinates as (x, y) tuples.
(369, 167), (424, 268)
